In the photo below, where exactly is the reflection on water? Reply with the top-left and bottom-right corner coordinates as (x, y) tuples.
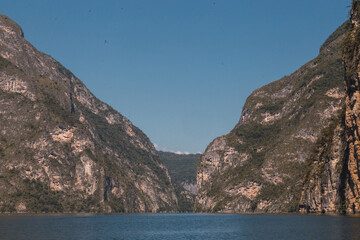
(0, 214), (359, 240)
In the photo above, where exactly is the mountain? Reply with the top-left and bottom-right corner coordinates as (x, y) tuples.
(0, 15), (177, 213)
(159, 151), (200, 212)
(300, 1), (360, 214)
(195, 20), (349, 213)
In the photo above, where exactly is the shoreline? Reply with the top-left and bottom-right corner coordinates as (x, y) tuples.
(1, 211), (360, 217)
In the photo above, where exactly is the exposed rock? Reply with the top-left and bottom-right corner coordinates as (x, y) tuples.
(182, 182), (197, 195)
(343, 6), (360, 210)
(300, 1), (360, 215)
(261, 112), (281, 124)
(300, 112), (345, 213)
(0, 15), (177, 213)
(225, 182), (262, 201)
(0, 73), (35, 100)
(326, 88), (346, 99)
(196, 20), (350, 213)
(50, 127), (75, 143)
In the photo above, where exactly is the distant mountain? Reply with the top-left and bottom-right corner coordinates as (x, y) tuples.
(0, 15), (177, 213)
(196, 20), (349, 213)
(159, 151), (199, 186)
(159, 151), (200, 212)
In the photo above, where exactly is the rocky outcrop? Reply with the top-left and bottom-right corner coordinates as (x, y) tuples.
(299, 110), (346, 213)
(0, 15), (177, 213)
(301, 1), (360, 215)
(342, 0), (360, 214)
(196, 20), (350, 213)
(286, 1), (360, 215)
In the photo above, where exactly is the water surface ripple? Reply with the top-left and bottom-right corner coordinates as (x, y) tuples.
(0, 214), (359, 240)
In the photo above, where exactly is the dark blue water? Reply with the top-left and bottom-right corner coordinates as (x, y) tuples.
(0, 214), (359, 240)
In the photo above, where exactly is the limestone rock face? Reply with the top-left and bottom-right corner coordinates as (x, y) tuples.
(196, 20), (349, 213)
(299, 111), (346, 214)
(338, 0), (360, 214)
(0, 15), (177, 213)
(285, 1), (360, 215)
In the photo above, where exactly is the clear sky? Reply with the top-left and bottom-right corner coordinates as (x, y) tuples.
(2, 0), (349, 154)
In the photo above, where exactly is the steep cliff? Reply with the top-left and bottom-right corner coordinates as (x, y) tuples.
(0, 15), (177, 213)
(343, 0), (360, 214)
(299, 108), (346, 213)
(300, 1), (360, 214)
(196, 21), (349, 213)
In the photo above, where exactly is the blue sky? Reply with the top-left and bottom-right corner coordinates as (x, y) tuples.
(3, 0), (349, 153)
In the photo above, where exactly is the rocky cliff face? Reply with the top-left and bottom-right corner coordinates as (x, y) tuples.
(196, 21), (349, 213)
(300, 1), (360, 215)
(299, 109), (346, 213)
(0, 15), (177, 213)
(343, 0), (360, 214)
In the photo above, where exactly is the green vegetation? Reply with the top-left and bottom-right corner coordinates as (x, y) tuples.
(320, 21), (350, 53)
(159, 151), (199, 184)
(82, 106), (172, 187)
(301, 106), (346, 213)
(198, 19), (349, 213)
(0, 170), (64, 213)
(305, 106), (346, 172)
(0, 56), (11, 70)
(14, 179), (64, 213)
(159, 151), (200, 212)
(0, 16), (178, 213)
